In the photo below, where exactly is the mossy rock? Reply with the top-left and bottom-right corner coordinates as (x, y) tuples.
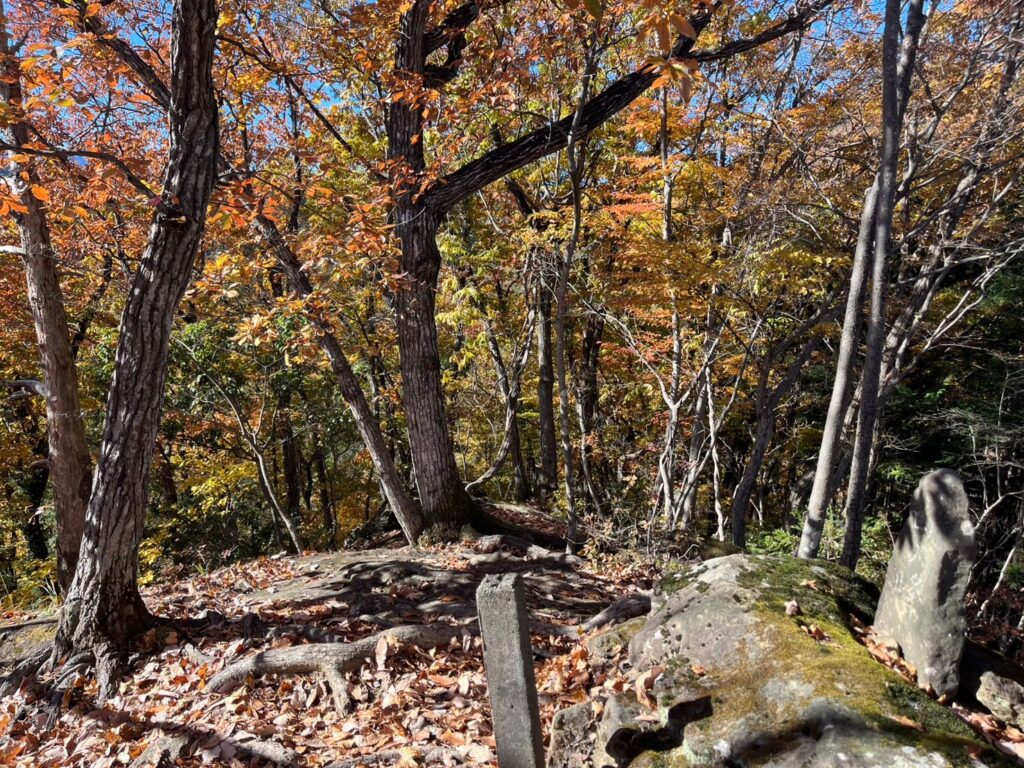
(0, 618), (55, 672)
(621, 554), (1011, 767)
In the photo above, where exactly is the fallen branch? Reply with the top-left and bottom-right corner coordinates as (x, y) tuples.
(207, 624), (464, 708)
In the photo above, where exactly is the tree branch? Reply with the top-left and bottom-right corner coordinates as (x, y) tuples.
(427, 0), (831, 213)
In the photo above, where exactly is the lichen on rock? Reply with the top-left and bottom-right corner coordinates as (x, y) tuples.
(550, 554), (1015, 768)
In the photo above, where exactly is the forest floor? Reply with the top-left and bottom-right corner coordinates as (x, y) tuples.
(0, 524), (657, 767)
(1, 510), (1023, 768)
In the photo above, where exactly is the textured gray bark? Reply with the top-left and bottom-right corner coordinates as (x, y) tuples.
(796, 181), (877, 558)
(535, 261), (559, 502)
(840, 0), (926, 569)
(51, 0), (219, 699)
(0, 3), (92, 593)
(800, 0), (925, 563)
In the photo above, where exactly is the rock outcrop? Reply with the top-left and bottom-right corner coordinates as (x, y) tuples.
(549, 554), (1014, 768)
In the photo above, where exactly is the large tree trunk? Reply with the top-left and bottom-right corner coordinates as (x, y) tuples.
(387, 1), (478, 529)
(51, 0), (219, 699)
(393, 234), (478, 526)
(381, 0), (822, 534)
(0, 5), (92, 593)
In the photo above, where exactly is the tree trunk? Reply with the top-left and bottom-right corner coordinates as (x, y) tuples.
(796, 182), (877, 559)
(840, 0), (925, 569)
(258, 216), (424, 544)
(535, 264), (559, 503)
(313, 446), (335, 544)
(1, 5), (92, 593)
(388, 0), (477, 529)
(279, 392), (304, 525)
(51, 0), (219, 699)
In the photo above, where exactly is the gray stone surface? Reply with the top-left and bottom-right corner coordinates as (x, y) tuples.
(977, 670), (1024, 728)
(874, 469), (977, 697)
(477, 573), (545, 768)
(547, 702), (595, 768)
(548, 554), (1010, 767)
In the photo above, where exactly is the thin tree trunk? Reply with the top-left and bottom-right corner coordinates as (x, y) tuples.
(840, 0), (926, 569)
(535, 263), (559, 503)
(51, 0), (219, 699)
(796, 181), (877, 558)
(279, 392), (304, 525)
(254, 447), (304, 553)
(558, 33), (600, 554)
(313, 446), (335, 545)
(705, 374), (726, 542)
(0, 5), (92, 593)
(259, 217), (424, 544)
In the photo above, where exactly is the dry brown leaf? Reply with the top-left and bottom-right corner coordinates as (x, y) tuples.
(886, 714), (925, 732)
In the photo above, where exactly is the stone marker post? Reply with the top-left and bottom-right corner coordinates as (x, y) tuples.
(477, 573), (545, 768)
(874, 469), (976, 697)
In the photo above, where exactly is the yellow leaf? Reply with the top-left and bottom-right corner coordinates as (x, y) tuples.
(30, 184), (50, 202)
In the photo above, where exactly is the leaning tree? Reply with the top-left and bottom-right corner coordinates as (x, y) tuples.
(43, 0), (220, 698)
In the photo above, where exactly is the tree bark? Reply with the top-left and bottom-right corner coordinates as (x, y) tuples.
(796, 182), (877, 559)
(0, 3), (92, 593)
(535, 257), (559, 503)
(279, 392), (304, 525)
(388, 0), (478, 528)
(257, 216), (424, 544)
(51, 0), (219, 699)
(840, 0), (925, 569)
(383, 0), (825, 532)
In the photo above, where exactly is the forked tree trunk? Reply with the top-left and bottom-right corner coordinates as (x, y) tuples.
(840, 0), (926, 569)
(799, 0), (923, 561)
(0, 4), (92, 593)
(383, 0), (824, 535)
(51, 0), (219, 698)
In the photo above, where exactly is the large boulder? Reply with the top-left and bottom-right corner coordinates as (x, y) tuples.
(550, 554), (1013, 768)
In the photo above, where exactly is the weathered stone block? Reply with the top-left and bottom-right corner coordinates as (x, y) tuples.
(874, 469), (976, 697)
(477, 573), (544, 768)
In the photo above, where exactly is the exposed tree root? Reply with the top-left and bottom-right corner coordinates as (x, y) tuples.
(580, 594), (651, 632)
(471, 504), (568, 551)
(0, 645), (52, 698)
(532, 594), (652, 637)
(326, 745), (454, 767)
(207, 623), (466, 710)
